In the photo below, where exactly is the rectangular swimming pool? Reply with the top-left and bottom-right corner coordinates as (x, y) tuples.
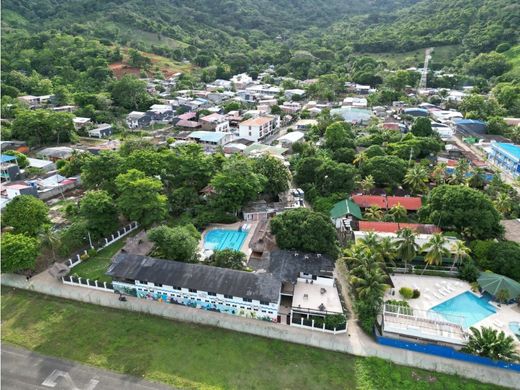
(203, 229), (247, 251)
(431, 291), (496, 328)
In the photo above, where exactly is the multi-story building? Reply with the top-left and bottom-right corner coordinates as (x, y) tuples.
(488, 142), (520, 178)
(239, 116), (279, 142)
(199, 113), (230, 133)
(107, 253), (281, 322)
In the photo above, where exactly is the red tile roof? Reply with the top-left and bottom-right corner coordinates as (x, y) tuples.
(352, 195), (422, 211)
(358, 221), (441, 234)
(387, 196), (422, 211)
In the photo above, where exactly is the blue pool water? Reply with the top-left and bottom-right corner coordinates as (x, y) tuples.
(510, 322), (520, 336)
(204, 229), (247, 251)
(431, 291), (496, 328)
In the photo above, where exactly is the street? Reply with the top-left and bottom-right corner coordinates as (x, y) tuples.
(1, 344), (173, 390)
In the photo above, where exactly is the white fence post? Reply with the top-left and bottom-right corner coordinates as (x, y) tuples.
(104, 282), (107, 289)
(111, 234), (115, 241)
(78, 277), (82, 284)
(76, 254), (81, 262)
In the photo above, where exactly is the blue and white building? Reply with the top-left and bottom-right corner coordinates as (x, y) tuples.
(488, 142), (520, 178)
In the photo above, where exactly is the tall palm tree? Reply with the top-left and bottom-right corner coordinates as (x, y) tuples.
(421, 233), (449, 274)
(378, 236), (396, 267)
(350, 266), (387, 301)
(395, 228), (419, 272)
(467, 167), (485, 189)
(364, 205), (384, 221)
(431, 162), (448, 186)
(387, 203), (407, 223)
(462, 327), (520, 362)
(403, 164), (429, 194)
(450, 240), (471, 271)
(451, 159), (469, 184)
(357, 175), (375, 194)
(494, 192), (512, 216)
(353, 151), (368, 167)
(39, 227), (61, 261)
(357, 231), (380, 249)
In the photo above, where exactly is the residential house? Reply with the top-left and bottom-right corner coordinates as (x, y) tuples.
(0, 154), (22, 183)
(26, 157), (56, 172)
(17, 95), (54, 109)
(52, 105), (77, 113)
(351, 195), (422, 212)
(284, 89), (306, 100)
(126, 111), (152, 129)
(454, 119), (487, 135)
(37, 147), (76, 161)
(239, 116), (279, 142)
(87, 123), (113, 138)
(73, 117), (92, 130)
(488, 142), (520, 178)
(230, 73), (253, 89)
(175, 119), (201, 130)
(3, 182), (38, 199)
(281, 101), (301, 114)
(107, 253), (281, 322)
(188, 131), (231, 151)
(277, 131), (305, 149)
(294, 119), (318, 130)
(199, 113), (230, 133)
(148, 104), (174, 123)
(342, 97), (368, 108)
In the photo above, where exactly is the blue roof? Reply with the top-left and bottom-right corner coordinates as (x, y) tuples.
(0, 154), (17, 163)
(494, 143), (520, 162)
(190, 131), (226, 143)
(454, 119), (486, 125)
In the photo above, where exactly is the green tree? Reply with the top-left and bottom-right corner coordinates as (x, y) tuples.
(2, 195), (49, 236)
(410, 117), (433, 137)
(462, 327), (519, 362)
(110, 75), (152, 110)
(419, 185), (502, 240)
(450, 240), (471, 271)
(364, 205), (384, 221)
(357, 175), (375, 194)
(253, 155), (291, 198)
(494, 192), (513, 216)
(270, 208), (339, 257)
(421, 233), (449, 274)
(79, 190), (119, 238)
(115, 169), (168, 227)
(395, 228), (419, 271)
(3, 150), (28, 168)
(11, 109), (76, 146)
(362, 156), (407, 187)
(324, 121), (354, 150)
(210, 156), (266, 214)
(466, 52), (512, 78)
(209, 249), (246, 270)
(39, 227), (60, 261)
(403, 164), (429, 194)
(1, 233), (39, 273)
(387, 203), (407, 223)
(81, 151), (124, 194)
(148, 225), (199, 262)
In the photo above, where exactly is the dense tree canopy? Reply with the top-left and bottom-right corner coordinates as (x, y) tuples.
(271, 208), (339, 257)
(253, 155), (291, 198)
(361, 156), (407, 187)
(79, 190), (119, 238)
(419, 185), (503, 240)
(11, 110), (76, 146)
(1, 233), (40, 273)
(148, 225), (200, 262)
(2, 195), (49, 236)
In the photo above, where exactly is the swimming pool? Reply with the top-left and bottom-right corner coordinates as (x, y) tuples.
(204, 229), (247, 251)
(431, 291), (496, 328)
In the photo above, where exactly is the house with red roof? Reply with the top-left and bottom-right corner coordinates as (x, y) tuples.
(358, 221), (441, 234)
(351, 195), (422, 211)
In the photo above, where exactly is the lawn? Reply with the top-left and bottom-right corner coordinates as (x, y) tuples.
(70, 231), (139, 283)
(1, 289), (503, 390)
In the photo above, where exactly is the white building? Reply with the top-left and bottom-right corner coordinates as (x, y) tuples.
(277, 131), (305, 148)
(239, 116), (279, 142)
(199, 113), (230, 133)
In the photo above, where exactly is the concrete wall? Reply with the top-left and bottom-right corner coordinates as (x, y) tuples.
(2, 274), (519, 389)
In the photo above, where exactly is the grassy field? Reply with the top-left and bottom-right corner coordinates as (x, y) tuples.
(361, 45), (463, 69)
(70, 231), (139, 282)
(1, 289), (503, 390)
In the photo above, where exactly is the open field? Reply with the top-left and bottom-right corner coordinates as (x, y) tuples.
(360, 45), (463, 69)
(1, 288), (504, 390)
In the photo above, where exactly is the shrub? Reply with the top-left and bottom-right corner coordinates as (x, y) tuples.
(399, 287), (414, 299)
(412, 289), (420, 298)
(87, 248), (97, 257)
(80, 253), (90, 261)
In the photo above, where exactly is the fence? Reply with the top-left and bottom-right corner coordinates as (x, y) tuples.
(376, 335), (520, 373)
(388, 266), (459, 277)
(62, 275), (114, 292)
(64, 222), (139, 269)
(290, 316), (348, 335)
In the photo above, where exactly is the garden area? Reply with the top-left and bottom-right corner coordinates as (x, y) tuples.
(1, 288), (503, 390)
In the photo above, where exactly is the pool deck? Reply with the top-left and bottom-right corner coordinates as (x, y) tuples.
(387, 274), (520, 349)
(199, 221), (258, 260)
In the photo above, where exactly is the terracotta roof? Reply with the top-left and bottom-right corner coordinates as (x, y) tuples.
(176, 120), (200, 128)
(358, 221), (441, 234)
(351, 195), (422, 211)
(240, 116), (274, 127)
(387, 196), (422, 211)
(177, 112), (197, 121)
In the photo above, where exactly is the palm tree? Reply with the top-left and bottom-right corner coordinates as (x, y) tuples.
(494, 192), (512, 216)
(350, 266), (387, 301)
(387, 203), (407, 223)
(467, 167), (485, 189)
(39, 227), (61, 261)
(364, 205), (384, 221)
(353, 151), (368, 167)
(357, 231), (380, 248)
(357, 175), (375, 194)
(450, 240), (471, 271)
(403, 164), (429, 194)
(451, 159), (469, 184)
(395, 228), (419, 272)
(462, 327), (520, 362)
(431, 162), (448, 186)
(378, 236), (396, 267)
(421, 233), (449, 274)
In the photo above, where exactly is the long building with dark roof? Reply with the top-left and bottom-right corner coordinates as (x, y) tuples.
(107, 253), (281, 322)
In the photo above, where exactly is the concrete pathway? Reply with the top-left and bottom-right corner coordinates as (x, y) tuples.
(2, 272), (519, 389)
(1, 344), (174, 390)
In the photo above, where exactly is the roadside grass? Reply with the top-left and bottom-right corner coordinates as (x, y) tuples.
(1, 289), (503, 390)
(70, 231), (139, 283)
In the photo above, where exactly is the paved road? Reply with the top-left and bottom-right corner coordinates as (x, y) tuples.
(1, 344), (173, 390)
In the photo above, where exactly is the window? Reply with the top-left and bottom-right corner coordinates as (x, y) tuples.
(189, 288), (197, 293)
(261, 310), (266, 313)
(205, 300), (209, 303)
(260, 301), (269, 306)
(224, 294), (233, 299)
(155, 283), (163, 287)
(243, 298), (252, 303)
(232, 304), (237, 308)
(208, 292), (216, 296)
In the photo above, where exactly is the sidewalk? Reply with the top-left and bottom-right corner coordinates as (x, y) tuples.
(2, 272), (519, 389)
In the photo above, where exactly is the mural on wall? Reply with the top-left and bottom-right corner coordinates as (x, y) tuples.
(113, 282), (137, 297)
(114, 282), (277, 322)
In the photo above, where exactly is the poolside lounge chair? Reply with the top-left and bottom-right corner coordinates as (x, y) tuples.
(438, 289), (448, 296)
(433, 292), (442, 299)
(445, 284), (456, 292)
(494, 319), (504, 328)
